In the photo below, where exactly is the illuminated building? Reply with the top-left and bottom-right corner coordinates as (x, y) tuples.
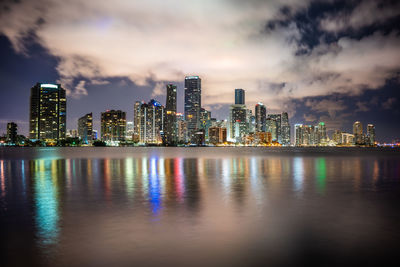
(208, 126), (227, 144)
(126, 121), (134, 140)
(281, 112), (290, 146)
(318, 122), (327, 145)
(235, 88), (245, 105)
(367, 124), (376, 146)
(341, 132), (354, 146)
(133, 101), (142, 142)
(164, 84), (177, 145)
(200, 108), (212, 141)
(92, 130), (98, 140)
(77, 113), (93, 144)
(332, 130), (342, 145)
(29, 83), (66, 142)
(6, 122), (17, 144)
(353, 121), (363, 145)
(255, 103), (266, 132)
(101, 110), (126, 142)
(138, 100), (164, 144)
(176, 113), (187, 143)
(247, 109), (256, 134)
(184, 76), (201, 141)
(267, 114), (281, 142)
(228, 104), (247, 143)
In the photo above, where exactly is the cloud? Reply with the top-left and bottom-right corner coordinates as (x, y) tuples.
(303, 114), (317, 122)
(151, 82), (165, 98)
(305, 99), (346, 117)
(320, 0), (400, 33)
(382, 97), (397, 109)
(1, 0), (400, 114)
(355, 101), (369, 112)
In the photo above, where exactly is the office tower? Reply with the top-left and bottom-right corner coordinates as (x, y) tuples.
(266, 117), (277, 140)
(235, 89), (245, 105)
(6, 122), (17, 144)
(126, 121), (134, 140)
(200, 108), (212, 141)
(139, 100), (164, 144)
(318, 122), (327, 145)
(353, 121), (363, 145)
(229, 104), (247, 143)
(66, 129), (78, 138)
(164, 84), (177, 145)
(255, 103), (266, 132)
(184, 76), (201, 140)
(101, 110), (126, 142)
(267, 114), (281, 142)
(333, 130), (342, 145)
(341, 132), (354, 146)
(247, 109), (256, 134)
(281, 112), (290, 146)
(176, 113), (187, 143)
(367, 124), (375, 146)
(134, 101), (142, 141)
(295, 124), (303, 146)
(29, 83), (66, 142)
(78, 113), (93, 144)
(208, 126), (226, 145)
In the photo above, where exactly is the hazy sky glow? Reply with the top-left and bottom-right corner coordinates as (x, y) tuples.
(0, 0), (400, 141)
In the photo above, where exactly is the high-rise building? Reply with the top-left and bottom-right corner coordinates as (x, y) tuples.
(126, 121), (134, 140)
(165, 84), (177, 145)
(229, 104), (247, 143)
(101, 110), (126, 142)
(138, 100), (164, 144)
(281, 112), (290, 146)
(208, 126), (227, 145)
(367, 124), (375, 146)
(247, 109), (256, 134)
(267, 114), (281, 142)
(333, 130), (342, 145)
(200, 108), (212, 141)
(353, 121), (363, 145)
(184, 76), (201, 140)
(134, 101), (142, 141)
(6, 122), (17, 144)
(255, 103), (266, 132)
(29, 83), (66, 142)
(78, 113), (93, 144)
(295, 124), (303, 146)
(235, 89), (245, 105)
(176, 113), (187, 143)
(318, 122), (327, 145)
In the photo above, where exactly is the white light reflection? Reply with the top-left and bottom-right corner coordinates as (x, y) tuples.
(293, 157), (304, 194)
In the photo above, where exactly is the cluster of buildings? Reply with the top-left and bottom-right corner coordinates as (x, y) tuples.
(0, 79), (379, 147)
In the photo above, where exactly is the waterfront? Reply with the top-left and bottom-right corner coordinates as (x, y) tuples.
(1, 147), (400, 266)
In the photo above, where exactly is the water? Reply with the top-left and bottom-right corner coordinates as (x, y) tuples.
(1, 147), (400, 267)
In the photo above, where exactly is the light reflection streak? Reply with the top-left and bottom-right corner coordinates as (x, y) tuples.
(293, 157), (304, 193)
(174, 157), (184, 202)
(34, 159), (60, 246)
(125, 158), (134, 198)
(315, 158), (327, 194)
(149, 156), (162, 215)
(0, 160), (5, 198)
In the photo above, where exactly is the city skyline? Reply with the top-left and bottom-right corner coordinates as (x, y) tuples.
(1, 0), (400, 142)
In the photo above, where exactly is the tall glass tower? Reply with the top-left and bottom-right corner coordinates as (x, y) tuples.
(165, 84), (177, 145)
(235, 89), (245, 105)
(184, 76), (201, 140)
(29, 83), (66, 142)
(255, 103), (266, 132)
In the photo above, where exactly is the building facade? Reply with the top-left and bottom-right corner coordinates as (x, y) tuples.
(235, 88), (245, 105)
(29, 83), (66, 142)
(6, 122), (17, 144)
(184, 76), (201, 141)
(78, 113), (93, 144)
(101, 110), (126, 142)
(255, 103), (266, 132)
(164, 84), (177, 145)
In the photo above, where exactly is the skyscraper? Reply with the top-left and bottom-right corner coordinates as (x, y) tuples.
(367, 124), (375, 146)
(267, 114), (281, 142)
(29, 83), (66, 142)
(235, 88), (245, 105)
(139, 100), (164, 144)
(164, 84), (177, 145)
(281, 112), (290, 146)
(6, 122), (17, 145)
(353, 121), (363, 145)
(134, 101), (142, 141)
(78, 113), (93, 144)
(255, 103), (266, 132)
(101, 110), (126, 142)
(229, 104), (247, 142)
(184, 76), (201, 141)
(176, 113), (187, 143)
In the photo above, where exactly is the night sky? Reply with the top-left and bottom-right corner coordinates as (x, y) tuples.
(1, 0), (399, 142)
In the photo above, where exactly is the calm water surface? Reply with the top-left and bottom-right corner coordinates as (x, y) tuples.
(1, 147), (400, 266)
